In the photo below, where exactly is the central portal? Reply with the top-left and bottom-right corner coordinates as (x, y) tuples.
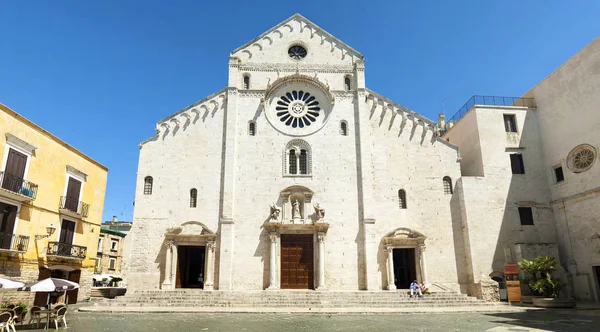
(176, 246), (206, 289)
(280, 234), (314, 289)
(393, 248), (416, 289)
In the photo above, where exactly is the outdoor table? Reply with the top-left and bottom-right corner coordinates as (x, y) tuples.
(37, 309), (57, 329)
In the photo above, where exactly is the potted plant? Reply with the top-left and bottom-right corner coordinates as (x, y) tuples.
(518, 256), (575, 308)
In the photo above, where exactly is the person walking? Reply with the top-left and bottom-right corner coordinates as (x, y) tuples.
(410, 280), (422, 298)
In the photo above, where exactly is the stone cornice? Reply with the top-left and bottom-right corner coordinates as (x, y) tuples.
(139, 88), (228, 146)
(365, 88), (437, 127)
(240, 63), (354, 73)
(264, 73), (334, 105)
(231, 14), (363, 62)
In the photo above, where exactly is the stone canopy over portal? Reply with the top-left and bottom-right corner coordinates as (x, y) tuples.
(162, 221), (216, 290)
(264, 186), (329, 290)
(383, 228), (428, 290)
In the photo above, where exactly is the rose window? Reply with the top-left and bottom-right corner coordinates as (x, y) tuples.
(276, 90), (321, 128)
(288, 46), (307, 60)
(567, 144), (597, 173)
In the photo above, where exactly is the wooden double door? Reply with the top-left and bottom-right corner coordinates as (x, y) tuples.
(281, 234), (314, 289)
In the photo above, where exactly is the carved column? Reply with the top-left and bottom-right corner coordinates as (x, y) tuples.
(204, 241), (215, 290)
(419, 245), (429, 284)
(162, 240), (173, 288)
(414, 247), (422, 283)
(316, 232), (326, 290)
(267, 232), (279, 290)
(386, 247), (396, 290)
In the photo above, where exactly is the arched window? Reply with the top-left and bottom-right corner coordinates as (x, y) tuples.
(285, 139), (312, 176)
(190, 188), (197, 208)
(144, 176), (153, 195)
(243, 75), (250, 89)
(398, 189), (407, 209)
(443, 176), (453, 194)
(340, 121), (348, 136)
(248, 121), (256, 136)
(344, 76), (351, 91)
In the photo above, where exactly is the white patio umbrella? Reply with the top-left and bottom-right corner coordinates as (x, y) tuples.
(19, 278), (79, 308)
(0, 277), (25, 289)
(0, 277), (25, 303)
(19, 278), (79, 292)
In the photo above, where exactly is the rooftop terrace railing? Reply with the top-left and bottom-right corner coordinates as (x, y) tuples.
(442, 95), (535, 133)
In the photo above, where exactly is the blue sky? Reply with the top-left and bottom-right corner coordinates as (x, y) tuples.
(1, 1), (598, 222)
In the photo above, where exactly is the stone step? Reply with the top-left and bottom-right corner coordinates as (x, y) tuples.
(97, 290), (488, 309)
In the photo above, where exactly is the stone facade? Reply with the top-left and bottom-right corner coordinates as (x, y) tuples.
(127, 15), (600, 300)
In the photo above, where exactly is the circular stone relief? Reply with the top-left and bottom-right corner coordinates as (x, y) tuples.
(567, 144), (597, 173)
(276, 90), (321, 128)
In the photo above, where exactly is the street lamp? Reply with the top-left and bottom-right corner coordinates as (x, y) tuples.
(35, 224), (57, 240)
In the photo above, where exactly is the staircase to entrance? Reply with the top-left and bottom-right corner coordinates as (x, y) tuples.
(89, 290), (494, 311)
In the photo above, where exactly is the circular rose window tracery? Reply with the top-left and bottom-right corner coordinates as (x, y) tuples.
(276, 90), (321, 128)
(567, 144), (597, 173)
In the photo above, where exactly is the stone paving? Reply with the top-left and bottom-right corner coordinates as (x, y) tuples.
(15, 307), (600, 332)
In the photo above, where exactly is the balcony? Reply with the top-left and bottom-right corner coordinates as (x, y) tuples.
(58, 196), (90, 219)
(47, 242), (87, 260)
(442, 95), (536, 134)
(0, 171), (38, 202)
(0, 233), (30, 252)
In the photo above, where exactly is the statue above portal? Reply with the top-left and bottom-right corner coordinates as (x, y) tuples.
(314, 203), (325, 220)
(269, 204), (281, 221)
(292, 200), (301, 219)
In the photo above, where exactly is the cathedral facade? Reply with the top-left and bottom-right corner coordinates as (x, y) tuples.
(127, 14), (600, 301)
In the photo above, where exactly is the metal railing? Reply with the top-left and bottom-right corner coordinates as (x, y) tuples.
(47, 242), (87, 259)
(0, 233), (30, 252)
(442, 95), (536, 133)
(0, 171), (38, 200)
(59, 196), (90, 218)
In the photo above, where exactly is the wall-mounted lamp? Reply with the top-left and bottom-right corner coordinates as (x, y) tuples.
(35, 224), (57, 240)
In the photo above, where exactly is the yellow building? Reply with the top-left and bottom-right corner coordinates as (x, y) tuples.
(0, 102), (108, 304)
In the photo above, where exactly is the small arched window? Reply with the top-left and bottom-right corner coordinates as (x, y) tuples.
(340, 121), (348, 136)
(398, 189), (407, 209)
(190, 188), (197, 208)
(248, 121), (256, 136)
(344, 76), (351, 91)
(443, 176), (453, 194)
(243, 75), (250, 89)
(144, 176), (153, 195)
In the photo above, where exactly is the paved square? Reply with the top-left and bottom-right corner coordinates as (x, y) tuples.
(17, 309), (600, 332)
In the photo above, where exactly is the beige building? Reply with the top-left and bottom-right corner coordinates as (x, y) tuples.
(94, 227), (126, 281)
(127, 14), (600, 301)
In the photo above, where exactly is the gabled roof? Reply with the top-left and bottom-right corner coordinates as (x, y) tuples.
(231, 13), (364, 60)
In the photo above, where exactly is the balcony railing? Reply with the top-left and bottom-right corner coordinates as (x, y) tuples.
(47, 242), (87, 259)
(0, 171), (38, 200)
(442, 95), (536, 133)
(0, 233), (30, 252)
(59, 196), (90, 218)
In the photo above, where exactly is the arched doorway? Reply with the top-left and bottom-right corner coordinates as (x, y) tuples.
(383, 228), (427, 290)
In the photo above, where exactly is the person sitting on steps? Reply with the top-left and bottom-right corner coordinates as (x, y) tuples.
(420, 282), (431, 295)
(410, 280), (422, 298)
